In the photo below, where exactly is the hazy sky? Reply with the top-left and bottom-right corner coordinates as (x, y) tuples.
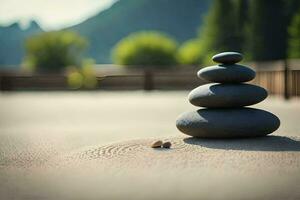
(0, 0), (115, 30)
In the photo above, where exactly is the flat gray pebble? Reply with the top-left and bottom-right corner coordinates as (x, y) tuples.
(197, 64), (255, 83)
(188, 83), (268, 108)
(176, 108), (280, 138)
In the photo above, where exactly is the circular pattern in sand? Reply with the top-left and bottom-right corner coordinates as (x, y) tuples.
(53, 135), (300, 173)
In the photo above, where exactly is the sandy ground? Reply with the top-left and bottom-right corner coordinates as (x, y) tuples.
(0, 91), (300, 199)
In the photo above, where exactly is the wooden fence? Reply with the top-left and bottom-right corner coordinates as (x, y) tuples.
(0, 60), (300, 98)
(250, 60), (300, 99)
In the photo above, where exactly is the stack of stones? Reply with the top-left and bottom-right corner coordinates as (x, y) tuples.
(176, 52), (280, 138)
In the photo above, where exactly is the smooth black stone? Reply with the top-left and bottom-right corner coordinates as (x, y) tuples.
(176, 108), (280, 138)
(212, 52), (243, 64)
(188, 83), (268, 108)
(197, 64), (256, 83)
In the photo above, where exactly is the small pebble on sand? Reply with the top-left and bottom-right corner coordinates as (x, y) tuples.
(162, 142), (172, 148)
(151, 140), (163, 148)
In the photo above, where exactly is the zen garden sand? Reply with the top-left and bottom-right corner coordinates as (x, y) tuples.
(0, 53), (299, 200)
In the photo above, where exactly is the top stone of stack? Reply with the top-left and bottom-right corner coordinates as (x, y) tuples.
(198, 52), (255, 83)
(212, 52), (243, 64)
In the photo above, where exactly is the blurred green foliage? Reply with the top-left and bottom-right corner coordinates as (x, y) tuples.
(67, 59), (97, 89)
(24, 31), (87, 73)
(177, 39), (203, 65)
(112, 31), (178, 68)
(176, 0), (246, 65)
(200, 0), (240, 52)
(72, 0), (210, 64)
(184, 0), (300, 64)
(191, 0), (244, 65)
(246, 0), (288, 61)
(67, 69), (83, 89)
(288, 10), (300, 58)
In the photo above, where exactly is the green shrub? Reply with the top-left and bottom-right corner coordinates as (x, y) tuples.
(67, 70), (84, 89)
(81, 59), (97, 89)
(67, 59), (97, 89)
(24, 31), (87, 73)
(177, 39), (204, 65)
(288, 11), (300, 58)
(112, 31), (178, 68)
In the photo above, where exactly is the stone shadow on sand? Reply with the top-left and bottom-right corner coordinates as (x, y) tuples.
(183, 135), (300, 151)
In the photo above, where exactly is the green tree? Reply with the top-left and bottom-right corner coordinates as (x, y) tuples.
(192, 0), (246, 65)
(234, 0), (249, 52)
(193, 0), (300, 62)
(198, 0), (241, 59)
(246, 0), (287, 61)
(288, 10), (300, 58)
(112, 31), (178, 68)
(24, 31), (87, 73)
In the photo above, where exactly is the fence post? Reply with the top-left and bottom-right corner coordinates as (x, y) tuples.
(0, 75), (13, 91)
(283, 59), (290, 100)
(143, 69), (154, 91)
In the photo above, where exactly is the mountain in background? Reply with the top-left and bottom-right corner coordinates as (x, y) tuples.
(0, 0), (211, 66)
(0, 21), (42, 67)
(70, 0), (211, 63)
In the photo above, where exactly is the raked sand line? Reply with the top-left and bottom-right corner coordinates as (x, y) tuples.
(52, 135), (300, 173)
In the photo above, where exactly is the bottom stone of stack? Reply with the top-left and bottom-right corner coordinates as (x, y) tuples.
(176, 108), (280, 138)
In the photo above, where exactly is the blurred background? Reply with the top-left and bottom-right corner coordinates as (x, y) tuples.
(0, 0), (300, 94)
(0, 0), (300, 146)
